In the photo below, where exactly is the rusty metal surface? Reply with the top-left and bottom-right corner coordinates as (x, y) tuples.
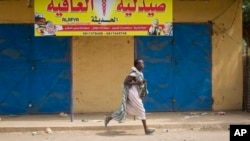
(0, 24), (72, 114)
(135, 23), (212, 112)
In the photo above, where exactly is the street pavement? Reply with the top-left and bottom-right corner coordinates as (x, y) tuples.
(0, 111), (249, 133)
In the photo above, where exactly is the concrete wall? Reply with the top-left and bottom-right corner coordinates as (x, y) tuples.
(0, 0), (243, 112)
(0, 0), (33, 23)
(174, 0), (242, 111)
(72, 37), (134, 113)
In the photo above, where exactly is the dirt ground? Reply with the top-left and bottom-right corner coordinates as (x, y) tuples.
(0, 129), (229, 141)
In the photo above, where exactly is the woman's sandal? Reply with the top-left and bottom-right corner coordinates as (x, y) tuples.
(145, 128), (156, 135)
(104, 116), (110, 128)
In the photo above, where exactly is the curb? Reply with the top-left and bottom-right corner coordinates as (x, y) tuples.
(0, 123), (230, 133)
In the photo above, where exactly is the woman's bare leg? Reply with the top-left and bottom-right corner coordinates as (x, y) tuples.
(104, 116), (113, 127)
(142, 119), (155, 135)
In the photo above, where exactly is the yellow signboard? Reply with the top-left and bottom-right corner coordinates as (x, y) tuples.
(35, 0), (173, 36)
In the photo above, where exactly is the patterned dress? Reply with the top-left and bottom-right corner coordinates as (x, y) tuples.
(111, 67), (148, 123)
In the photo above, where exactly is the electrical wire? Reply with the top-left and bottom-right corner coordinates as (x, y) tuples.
(211, 0), (237, 22)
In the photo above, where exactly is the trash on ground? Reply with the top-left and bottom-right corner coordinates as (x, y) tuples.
(45, 127), (53, 134)
(163, 129), (168, 132)
(217, 111), (226, 115)
(9, 114), (18, 117)
(189, 112), (198, 115)
(201, 112), (208, 115)
(59, 112), (68, 117)
(32, 131), (38, 136)
(82, 119), (88, 122)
